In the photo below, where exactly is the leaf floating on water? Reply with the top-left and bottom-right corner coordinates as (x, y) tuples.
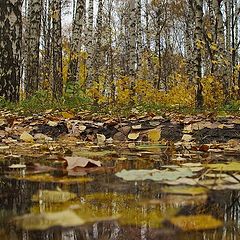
(9, 164), (26, 169)
(15, 210), (86, 230)
(162, 186), (208, 196)
(63, 156), (102, 170)
(170, 215), (222, 231)
(116, 168), (195, 182)
(163, 178), (197, 186)
(32, 190), (77, 203)
(8, 174), (93, 184)
(207, 162), (240, 172)
(20, 132), (34, 143)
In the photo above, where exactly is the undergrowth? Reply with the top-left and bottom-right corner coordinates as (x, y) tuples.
(0, 91), (239, 117)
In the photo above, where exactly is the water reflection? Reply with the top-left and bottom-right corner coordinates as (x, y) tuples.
(0, 146), (240, 239)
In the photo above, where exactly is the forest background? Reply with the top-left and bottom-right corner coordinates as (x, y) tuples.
(1, 0), (240, 115)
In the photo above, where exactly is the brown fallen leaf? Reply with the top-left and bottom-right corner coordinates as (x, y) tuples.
(62, 156), (102, 170)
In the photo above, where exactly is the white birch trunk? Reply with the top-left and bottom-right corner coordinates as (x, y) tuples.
(0, 0), (22, 101)
(25, 0), (42, 97)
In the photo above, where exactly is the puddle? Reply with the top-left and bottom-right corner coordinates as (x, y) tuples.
(0, 143), (240, 239)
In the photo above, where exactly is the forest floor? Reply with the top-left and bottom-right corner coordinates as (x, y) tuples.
(1, 108), (240, 239)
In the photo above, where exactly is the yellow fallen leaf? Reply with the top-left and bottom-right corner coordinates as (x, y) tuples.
(20, 132), (34, 143)
(62, 112), (74, 119)
(162, 186), (208, 196)
(148, 129), (161, 142)
(170, 215), (222, 231)
(128, 132), (140, 140)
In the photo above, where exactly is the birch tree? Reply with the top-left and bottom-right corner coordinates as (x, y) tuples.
(68, 0), (86, 83)
(93, 0), (103, 84)
(193, 0), (204, 108)
(0, 0), (22, 101)
(52, 0), (63, 98)
(86, 0), (94, 87)
(129, 0), (137, 77)
(25, 0), (42, 97)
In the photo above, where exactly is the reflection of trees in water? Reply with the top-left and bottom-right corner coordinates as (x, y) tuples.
(1, 176), (240, 240)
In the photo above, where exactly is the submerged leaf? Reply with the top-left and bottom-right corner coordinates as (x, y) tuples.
(32, 190), (77, 203)
(207, 162), (240, 172)
(170, 215), (222, 231)
(9, 174), (93, 184)
(9, 164), (26, 169)
(15, 210), (86, 230)
(162, 186), (208, 196)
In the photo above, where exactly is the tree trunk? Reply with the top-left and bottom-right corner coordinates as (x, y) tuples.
(136, 0), (142, 70)
(52, 0), (63, 99)
(0, 0), (22, 102)
(85, 0), (94, 88)
(213, 0), (230, 100)
(25, 0), (42, 97)
(68, 0), (85, 83)
(185, 0), (194, 80)
(129, 0), (137, 77)
(94, 0), (103, 84)
(194, 0), (204, 108)
(41, 0), (52, 91)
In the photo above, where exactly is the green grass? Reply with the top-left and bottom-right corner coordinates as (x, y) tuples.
(0, 90), (239, 117)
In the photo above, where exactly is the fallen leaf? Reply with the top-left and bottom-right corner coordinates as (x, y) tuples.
(62, 112), (74, 119)
(9, 174), (93, 184)
(207, 162), (240, 172)
(14, 210), (86, 230)
(96, 134), (106, 145)
(78, 125), (87, 131)
(132, 124), (142, 130)
(20, 132), (34, 143)
(34, 133), (52, 141)
(32, 190), (77, 203)
(116, 168), (195, 182)
(182, 134), (192, 142)
(9, 164), (26, 169)
(162, 186), (208, 196)
(163, 178), (197, 186)
(47, 121), (58, 127)
(128, 132), (140, 140)
(148, 129), (161, 142)
(63, 156), (102, 170)
(170, 215), (222, 231)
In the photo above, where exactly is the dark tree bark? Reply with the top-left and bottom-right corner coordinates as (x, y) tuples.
(25, 0), (43, 97)
(52, 0), (63, 99)
(68, 0), (85, 83)
(0, 0), (22, 102)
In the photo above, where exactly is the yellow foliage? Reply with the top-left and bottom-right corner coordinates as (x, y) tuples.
(134, 79), (163, 104)
(116, 77), (132, 106)
(202, 75), (224, 107)
(163, 74), (195, 107)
